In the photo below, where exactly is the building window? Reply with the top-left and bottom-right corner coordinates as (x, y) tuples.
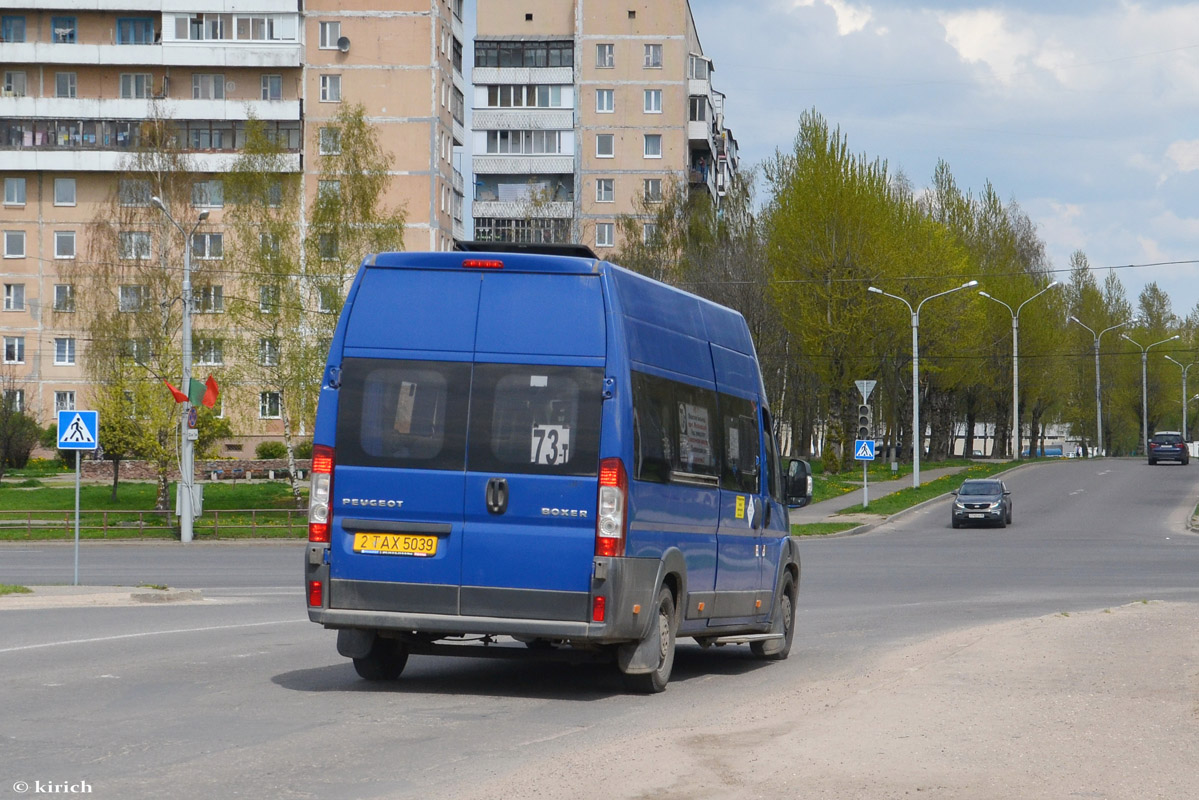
(596, 43), (614, 68)
(3, 71), (27, 97)
(191, 233), (223, 260)
(644, 89), (662, 114)
(118, 232), (151, 260)
(484, 130), (564, 155)
(4, 284), (24, 311)
(54, 178), (76, 206)
(596, 133), (614, 158)
(319, 21), (340, 49)
(54, 338), (75, 366)
(486, 85), (564, 108)
(55, 231), (75, 259)
(475, 39), (572, 68)
(596, 89), (613, 113)
(259, 337), (279, 367)
(596, 223), (614, 248)
(4, 337), (24, 364)
(317, 285), (338, 313)
(119, 285), (148, 311)
(320, 75), (341, 102)
(192, 73), (225, 100)
(261, 74), (282, 101)
(317, 127), (342, 157)
(3, 389), (23, 413)
(118, 179), (151, 207)
(55, 391), (75, 412)
(259, 285), (279, 313)
(260, 392), (281, 419)
(644, 134), (662, 158)
(54, 284), (75, 312)
(125, 338), (151, 364)
(1, 16), (26, 43)
(3, 231), (24, 258)
(644, 178), (663, 202)
(192, 180), (224, 208)
(55, 72), (77, 98)
(319, 234), (338, 260)
(644, 44), (662, 68)
(3, 178), (24, 206)
(596, 179), (614, 203)
(51, 16), (75, 43)
(643, 222), (659, 244)
(690, 96), (708, 122)
(119, 73), (154, 99)
(318, 180), (340, 202)
(116, 18), (154, 44)
(195, 338), (223, 366)
(196, 284), (223, 313)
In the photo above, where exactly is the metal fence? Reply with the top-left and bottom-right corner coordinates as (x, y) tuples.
(0, 509), (307, 539)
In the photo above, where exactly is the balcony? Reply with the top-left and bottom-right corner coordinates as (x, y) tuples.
(472, 109), (574, 131)
(473, 154), (574, 176)
(0, 148), (299, 173)
(0, 40), (301, 68)
(0, 96), (300, 122)
(472, 67), (573, 86)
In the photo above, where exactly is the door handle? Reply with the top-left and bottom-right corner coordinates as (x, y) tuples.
(486, 477), (508, 515)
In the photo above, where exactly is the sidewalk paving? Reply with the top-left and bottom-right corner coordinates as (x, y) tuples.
(789, 464), (973, 526)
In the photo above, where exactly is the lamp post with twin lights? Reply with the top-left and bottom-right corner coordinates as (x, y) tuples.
(1164, 355), (1196, 442)
(1121, 333), (1180, 455)
(978, 282), (1060, 459)
(867, 280), (978, 488)
(150, 196), (208, 544)
(1067, 317), (1132, 457)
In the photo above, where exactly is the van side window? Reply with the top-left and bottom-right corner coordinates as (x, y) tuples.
(468, 363), (603, 476)
(337, 358), (471, 470)
(762, 407), (784, 502)
(720, 393), (759, 493)
(631, 370), (719, 485)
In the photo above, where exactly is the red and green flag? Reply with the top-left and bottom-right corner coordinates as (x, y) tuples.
(164, 375), (220, 408)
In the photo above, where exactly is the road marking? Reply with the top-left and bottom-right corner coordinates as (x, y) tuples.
(1069, 489), (1085, 496)
(0, 619), (306, 655)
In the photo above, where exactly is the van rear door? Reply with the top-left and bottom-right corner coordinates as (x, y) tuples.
(460, 272), (606, 620)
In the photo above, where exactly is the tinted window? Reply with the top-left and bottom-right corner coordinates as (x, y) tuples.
(467, 364), (602, 476)
(336, 358), (470, 471)
(960, 482), (1002, 496)
(632, 371), (720, 485)
(1153, 434), (1181, 444)
(720, 393), (759, 492)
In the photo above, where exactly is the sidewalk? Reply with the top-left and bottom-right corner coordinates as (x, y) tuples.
(789, 464), (972, 526)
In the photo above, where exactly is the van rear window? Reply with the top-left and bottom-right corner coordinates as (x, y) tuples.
(336, 359), (471, 471)
(468, 364), (603, 476)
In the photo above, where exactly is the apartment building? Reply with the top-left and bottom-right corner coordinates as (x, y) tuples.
(471, 0), (738, 251)
(0, 0), (464, 444)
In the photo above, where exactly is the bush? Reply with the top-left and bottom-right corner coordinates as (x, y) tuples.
(255, 441), (288, 460)
(293, 440), (313, 460)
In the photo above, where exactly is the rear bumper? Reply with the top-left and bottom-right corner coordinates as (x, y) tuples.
(306, 551), (660, 644)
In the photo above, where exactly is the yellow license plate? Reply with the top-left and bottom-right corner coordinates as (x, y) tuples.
(353, 532), (438, 557)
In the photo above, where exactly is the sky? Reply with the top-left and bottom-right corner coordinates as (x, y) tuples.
(685, 0), (1199, 317)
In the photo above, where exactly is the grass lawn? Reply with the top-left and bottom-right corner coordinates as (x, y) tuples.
(790, 521), (861, 537)
(812, 458), (977, 504)
(0, 584), (32, 595)
(0, 480), (303, 512)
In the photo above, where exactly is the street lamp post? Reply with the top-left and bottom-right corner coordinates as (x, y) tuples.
(979, 282), (1060, 460)
(151, 196), (208, 544)
(1121, 333), (1180, 455)
(1164, 355), (1195, 441)
(1067, 317), (1132, 457)
(867, 280), (978, 488)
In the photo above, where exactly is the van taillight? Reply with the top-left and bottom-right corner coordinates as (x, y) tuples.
(595, 458), (627, 558)
(308, 580), (323, 607)
(463, 259), (503, 270)
(308, 444), (334, 543)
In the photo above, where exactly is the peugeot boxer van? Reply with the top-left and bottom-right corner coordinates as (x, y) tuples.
(305, 245), (805, 692)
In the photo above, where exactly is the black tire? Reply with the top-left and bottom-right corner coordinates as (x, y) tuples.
(352, 638), (408, 681)
(752, 574), (796, 661)
(951, 517), (961, 529)
(997, 514), (1007, 529)
(621, 586), (677, 694)
(1149, 459), (1156, 465)
(1007, 508), (1013, 524)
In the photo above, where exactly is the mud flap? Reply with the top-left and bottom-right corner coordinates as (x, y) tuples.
(616, 625), (660, 674)
(337, 628), (376, 659)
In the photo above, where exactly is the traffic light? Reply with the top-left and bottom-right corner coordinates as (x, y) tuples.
(857, 403), (872, 440)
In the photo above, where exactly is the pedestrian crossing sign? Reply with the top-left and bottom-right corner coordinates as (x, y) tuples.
(58, 410), (99, 450)
(854, 439), (875, 461)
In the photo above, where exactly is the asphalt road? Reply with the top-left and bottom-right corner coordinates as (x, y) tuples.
(1, 457), (1196, 799)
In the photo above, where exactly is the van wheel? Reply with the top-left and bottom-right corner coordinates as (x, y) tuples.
(352, 638), (409, 681)
(621, 586), (677, 694)
(752, 574), (796, 661)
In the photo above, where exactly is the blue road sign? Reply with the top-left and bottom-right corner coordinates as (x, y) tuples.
(854, 439), (876, 461)
(58, 410), (99, 450)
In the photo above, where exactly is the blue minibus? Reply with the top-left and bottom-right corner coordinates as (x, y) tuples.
(305, 244), (807, 692)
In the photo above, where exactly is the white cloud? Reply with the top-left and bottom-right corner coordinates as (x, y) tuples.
(791, 0), (873, 36)
(940, 9), (1034, 84)
(1165, 140), (1199, 174)
(1137, 235), (1168, 263)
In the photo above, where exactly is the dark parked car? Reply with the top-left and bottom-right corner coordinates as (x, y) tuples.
(951, 479), (1012, 528)
(1148, 431), (1189, 465)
